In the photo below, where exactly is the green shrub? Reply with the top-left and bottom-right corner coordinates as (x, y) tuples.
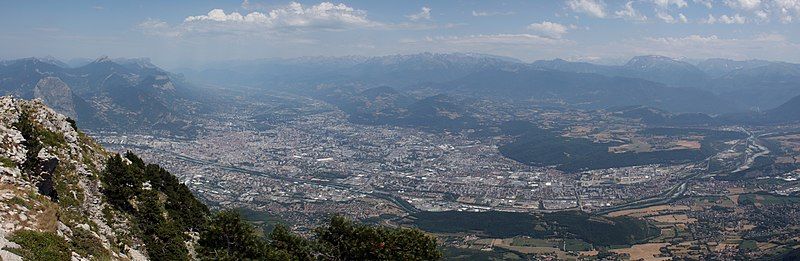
(38, 129), (66, 148)
(0, 157), (15, 168)
(198, 210), (273, 260)
(5, 230), (71, 261)
(71, 228), (111, 260)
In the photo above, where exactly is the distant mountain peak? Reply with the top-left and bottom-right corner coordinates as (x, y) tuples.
(629, 54), (674, 60)
(457, 52), (524, 63)
(112, 57), (155, 68)
(93, 55), (112, 63)
(625, 55), (685, 68)
(360, 85), (399, 95)
(14, 57), (65, 67)
(36, 55), (67, 67)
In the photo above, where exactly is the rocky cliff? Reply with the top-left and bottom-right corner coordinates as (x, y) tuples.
(0, 96), (146, 260)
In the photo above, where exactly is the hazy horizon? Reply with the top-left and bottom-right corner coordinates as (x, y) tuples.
(2, 52), (792, 72)
(2, 0), (800, 68)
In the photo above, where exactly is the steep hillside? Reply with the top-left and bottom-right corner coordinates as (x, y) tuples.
(712, 62), (800, 110)
(0, 96), (146, 260)
(765, 94), (800, 123)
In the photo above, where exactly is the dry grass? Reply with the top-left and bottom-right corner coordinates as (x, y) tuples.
(606, 204), (690, 218)
(675, 140), (701, 149)
(35, 203), (59, 232)
(648, 214), (697, 224)
(775, 156), (800, 164)
(610, 243), (670, 261)
(768, 134), (800, 152)
(0, 183), (61, 234)
(608, 140), (653, 153)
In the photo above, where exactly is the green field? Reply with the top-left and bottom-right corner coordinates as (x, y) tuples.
(564, 238), (593, 251)
(739, 240), (758, 251)
(738, 193), (800, 206)
(511, 237), (558, 247)
(443, 246), (525, 260)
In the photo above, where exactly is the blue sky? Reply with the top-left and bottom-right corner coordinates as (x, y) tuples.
(1, 0), (799, 68)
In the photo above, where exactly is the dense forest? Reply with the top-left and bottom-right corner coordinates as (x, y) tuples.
(500, 126), (747, 171)
(102, 152), (441, 260)
(407, 211), (659, 247)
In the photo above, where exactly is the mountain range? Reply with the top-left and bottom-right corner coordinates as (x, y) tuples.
(179, 53), (800, 115)
(532, 56), (800, 111)
(436, 67), (734, 113)
(4, 53), (800, 132)
(0, 56), (195, 135)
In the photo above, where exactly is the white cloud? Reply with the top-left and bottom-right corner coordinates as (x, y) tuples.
(700, 13), (747, 24)
(653, 0), (688, 8)
(239, 0), (271, 11)
(725, 0), (762, 10)
(141, 2), (383, 38)
(773, 0), (800, 23)
(775, 0), (800, 11)
(184, 2), (378, 30)
(718, 0), (800, 23)
(655, 11), (688, 23)
(138, 18), (181, 37)
(606, 0), (800, 24)
(615, 34), (799, 60)
(408, 34), (572, 46)
(184, 9), (242, 22)
(568, 0), (782, 24)
(472, 10), (489, 16)
(471, 10), (515, 17)
(755, 9), (769, 20)
(615, 2), (648, 21)
(678, 13), (689, 22)
(406, 7), (432, 21)
(693, 0), (713, 8)
(567, 0), (607, 18)
(656, 11), (677, 22)
(719, 13), (747, 23)
(527, 21), (570, 39)
(701, 14), (718, 23)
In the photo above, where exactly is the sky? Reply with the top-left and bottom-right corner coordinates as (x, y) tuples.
(1, 0), (799, 68)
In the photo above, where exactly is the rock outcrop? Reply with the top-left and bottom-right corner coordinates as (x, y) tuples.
(33, 77), (77, 119)
(0, 96), (145, 260)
